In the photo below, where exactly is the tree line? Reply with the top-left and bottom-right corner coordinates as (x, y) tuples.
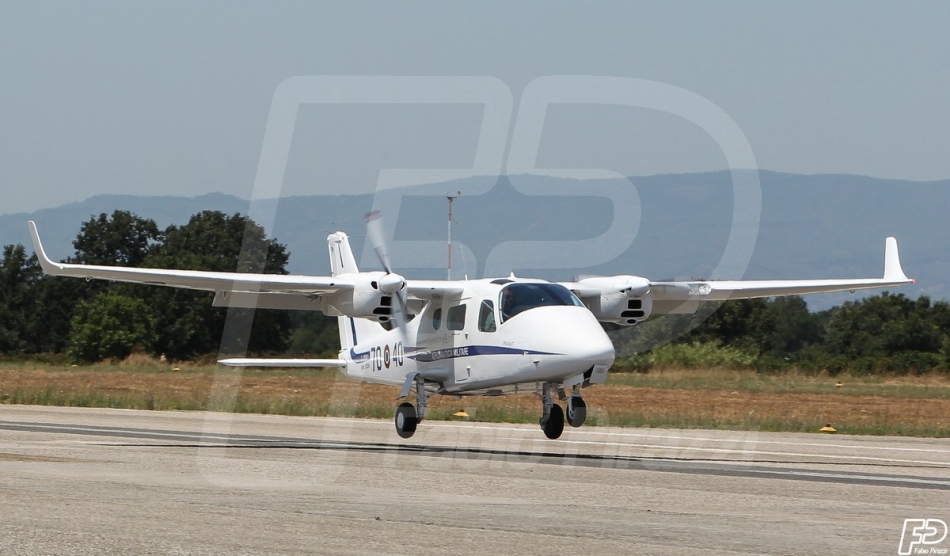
(0, 210), (337, 362)
(615, 291), (950, 374)
(1, 210), (948, 373)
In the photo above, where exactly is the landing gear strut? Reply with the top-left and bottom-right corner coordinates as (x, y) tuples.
(394, 374), (428, 439)
(539, 382), (565, 440)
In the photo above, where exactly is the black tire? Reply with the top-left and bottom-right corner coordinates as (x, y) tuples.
(395, 402), (418, 439)
(567, 397), (587, 428)
(542, 404), (564, 440)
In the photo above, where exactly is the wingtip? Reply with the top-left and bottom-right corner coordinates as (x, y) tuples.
(27, 220), (59, 273)
(883, 236), (909, 282)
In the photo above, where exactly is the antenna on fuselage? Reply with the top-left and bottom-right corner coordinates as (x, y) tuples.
(446, 191), (461, 280)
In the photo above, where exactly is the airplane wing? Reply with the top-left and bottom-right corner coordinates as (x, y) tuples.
(562, 237), (914, 318)
(407, 280), (465, 300)
(649, 237), (912, 302)
(29, 221), (353, 295)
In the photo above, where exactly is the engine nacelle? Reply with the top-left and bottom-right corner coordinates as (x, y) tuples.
(320, 272), (402, 322)
(575, 275), (653, 326)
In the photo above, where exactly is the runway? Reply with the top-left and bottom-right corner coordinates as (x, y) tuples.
(0, 405), (948, 555)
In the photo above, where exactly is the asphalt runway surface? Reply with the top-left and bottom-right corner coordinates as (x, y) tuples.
(0, 405), (947, 555)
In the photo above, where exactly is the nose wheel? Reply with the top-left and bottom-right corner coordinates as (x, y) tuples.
(567, 396), (587, 428)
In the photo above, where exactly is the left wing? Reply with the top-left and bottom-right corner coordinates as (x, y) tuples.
(29, 221), (353, 295)
(649, 237), (912, 302)
(563, 237), (913, 320)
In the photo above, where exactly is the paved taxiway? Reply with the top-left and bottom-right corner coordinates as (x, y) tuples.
(0, 405), (947, 555)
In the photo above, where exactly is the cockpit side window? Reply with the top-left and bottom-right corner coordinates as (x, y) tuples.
(432, 307), (442, 330)
(447, 304), (466, 331)
(499, 283), (583, 323)
(477, 300), (496, 332)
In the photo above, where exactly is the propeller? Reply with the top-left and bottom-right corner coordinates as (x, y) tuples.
(365, 211), (410, 338)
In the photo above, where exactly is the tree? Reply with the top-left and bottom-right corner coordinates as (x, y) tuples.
(0, 245), (39, 353)
(70, 210), (161, 267)
(823, 293), (944, 359)
(140, 211), (292, 359)
(67, 293), (156, 363)
(11, 212), (163, 355)
(762, 296), (824, 355)
(681, 298), (776, 353)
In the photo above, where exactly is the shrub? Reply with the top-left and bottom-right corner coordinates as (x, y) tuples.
(67, 293), (156, 363)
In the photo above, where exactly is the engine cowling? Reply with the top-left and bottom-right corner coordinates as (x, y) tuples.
(320, 272), (403, 322)
(575, 276), (653, 326)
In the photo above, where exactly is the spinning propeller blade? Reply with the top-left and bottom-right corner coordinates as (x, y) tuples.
(365, 211), (410, 340)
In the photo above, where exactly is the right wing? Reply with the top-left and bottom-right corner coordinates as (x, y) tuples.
(29, 221), (354, 295)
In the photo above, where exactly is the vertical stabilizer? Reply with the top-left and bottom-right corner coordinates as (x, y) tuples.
(327, 231), (386, 350)
(328, 231), (359, 276)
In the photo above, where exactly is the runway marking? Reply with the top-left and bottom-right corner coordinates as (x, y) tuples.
(315, 417), (950, 455)
(3, 420), (949, 490)
(550, 438), (950, 467)
(6, 420), (947, 467)
(421, 421), (950, 454)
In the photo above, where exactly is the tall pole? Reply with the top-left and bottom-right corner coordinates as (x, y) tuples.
(446, 191), (460, 280)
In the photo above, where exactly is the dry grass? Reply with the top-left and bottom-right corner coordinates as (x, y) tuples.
(1, 362), (948, 436)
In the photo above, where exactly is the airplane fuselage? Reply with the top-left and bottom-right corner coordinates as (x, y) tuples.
(341, 278), (616, 396)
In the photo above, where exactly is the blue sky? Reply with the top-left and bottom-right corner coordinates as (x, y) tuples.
(1, 1), (948, 215)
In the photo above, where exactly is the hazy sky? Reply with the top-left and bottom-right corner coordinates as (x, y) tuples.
(1, 1), (949, 215)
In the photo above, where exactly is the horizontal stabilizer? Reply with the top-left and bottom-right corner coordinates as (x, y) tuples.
(218, 358), (347, 368)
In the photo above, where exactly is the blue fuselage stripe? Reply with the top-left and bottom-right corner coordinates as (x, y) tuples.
(409, 345), (557, 363)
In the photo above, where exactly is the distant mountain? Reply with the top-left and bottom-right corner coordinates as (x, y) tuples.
(2, 171), (946, 311)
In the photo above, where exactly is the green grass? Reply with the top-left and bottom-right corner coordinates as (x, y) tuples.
(3, 361), (949, 437)
(606, 369), (950, 399)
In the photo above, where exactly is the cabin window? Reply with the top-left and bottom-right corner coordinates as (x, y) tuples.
(477, 300), (496, 333)
(432, 307), (442, 330)
(446, 304), (466, 331)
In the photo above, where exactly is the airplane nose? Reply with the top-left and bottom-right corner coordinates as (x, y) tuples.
(512, 306), (616, 369)
(562, 318), (615, 364)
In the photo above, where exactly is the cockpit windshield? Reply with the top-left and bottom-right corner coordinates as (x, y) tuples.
(498, 283), (583, 323)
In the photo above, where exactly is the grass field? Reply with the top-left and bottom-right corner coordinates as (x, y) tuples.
(1, 359), (948, 437)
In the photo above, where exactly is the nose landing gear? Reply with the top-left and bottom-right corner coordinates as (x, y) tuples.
(538, 382), (587, 439)
(566, 383), (587, 428)
(566, 395), (587, 428)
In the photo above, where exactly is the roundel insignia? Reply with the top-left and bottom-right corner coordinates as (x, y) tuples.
(384, 344), (391, 368)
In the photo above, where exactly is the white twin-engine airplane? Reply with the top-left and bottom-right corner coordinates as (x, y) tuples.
(28, 218), (913, 440)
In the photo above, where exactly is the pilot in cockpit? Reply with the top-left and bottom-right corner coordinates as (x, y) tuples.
(501, 288), (516, 322)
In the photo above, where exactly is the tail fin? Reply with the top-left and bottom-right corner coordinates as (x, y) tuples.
(327, 231), (386, 350)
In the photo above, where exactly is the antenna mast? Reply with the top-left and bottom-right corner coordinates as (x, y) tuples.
(446, 191), (460, 280)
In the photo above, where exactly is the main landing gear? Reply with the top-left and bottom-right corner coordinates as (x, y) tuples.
(394, 374), (428, 439)
(539, 383), (587, 439)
